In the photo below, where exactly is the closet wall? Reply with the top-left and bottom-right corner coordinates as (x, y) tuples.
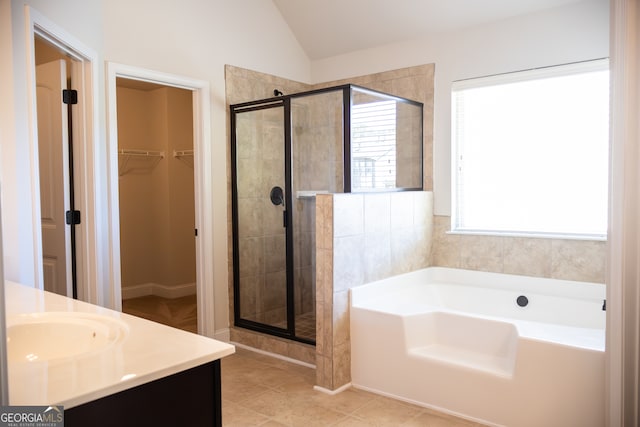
(117, 82), (196, 298)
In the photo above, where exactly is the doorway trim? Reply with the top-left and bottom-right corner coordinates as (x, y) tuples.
(106, 62), (215, 337)
(24, 6), (99, 303)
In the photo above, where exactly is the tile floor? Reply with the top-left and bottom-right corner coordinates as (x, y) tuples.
(221, 347), (487, 427)
(122, 297), (487, 425)
(122, 294), (197, 333)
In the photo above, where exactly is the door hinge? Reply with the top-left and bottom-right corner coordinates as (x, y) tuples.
(195, 228), (198, 237)
(62, 89), (78, 105)
(66, 210), (81, 225)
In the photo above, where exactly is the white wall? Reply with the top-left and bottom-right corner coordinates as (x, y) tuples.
(0, 0), (106, 290)
(311, 0), (610, 215)
(0, 0), (310, 335)
(102, 0), (310, 335)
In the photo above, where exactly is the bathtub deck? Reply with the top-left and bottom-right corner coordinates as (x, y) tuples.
(350, 267), (605, 427)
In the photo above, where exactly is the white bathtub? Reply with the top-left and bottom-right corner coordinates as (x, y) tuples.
(350, 267), (605, 427)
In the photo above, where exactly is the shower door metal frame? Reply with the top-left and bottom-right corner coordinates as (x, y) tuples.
(230, 84), (424, 346)
(230, 98), (308, 344)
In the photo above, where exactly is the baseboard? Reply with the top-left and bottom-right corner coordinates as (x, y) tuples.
(351, 383), (500, 427)
(122, 282), (196, 300)
(313, 382), (351, 395)
(213, 328), (230, 342)
(121, 283), (154, 300)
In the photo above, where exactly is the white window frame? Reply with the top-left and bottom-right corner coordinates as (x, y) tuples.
(451, 59), (609, 240)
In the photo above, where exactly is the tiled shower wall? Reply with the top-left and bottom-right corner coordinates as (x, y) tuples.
(226, 65), (317, 362)
(315, 191), (434, 390)
(316, 64), (435, 191)
(291, 92), (344, 320)
(225, 64), (435, 364)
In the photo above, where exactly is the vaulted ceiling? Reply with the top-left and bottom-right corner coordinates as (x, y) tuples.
(272, 0), (587, 59)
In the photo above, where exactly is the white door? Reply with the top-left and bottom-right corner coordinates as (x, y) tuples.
(36, 59), (72, 296)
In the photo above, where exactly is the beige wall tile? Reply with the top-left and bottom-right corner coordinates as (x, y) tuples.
(460, 235), (504, 272)
(431, 216), (457, 266)
(551, 239), (606, 283)
(432, 215), (607, 283)
(332, 291), (350, 346)
(316, 194), (333, 250)
(286, 342), (316, 365)
(264, 235), (286, 273)
(315, 299), (325, 354)
(237, 198), (264, 238)
(315, 250), (326, 304)
(257, 334), (289, 356)
(503, 237), (552, 277)
(315, 355), (332, 389)
(322, 299), (333, 356)
(332, 341), (352, 387)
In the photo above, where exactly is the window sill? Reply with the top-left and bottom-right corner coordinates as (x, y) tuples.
(447, 229), (607, 242)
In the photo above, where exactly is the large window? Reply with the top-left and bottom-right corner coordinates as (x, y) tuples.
(451, 60), (609, 238)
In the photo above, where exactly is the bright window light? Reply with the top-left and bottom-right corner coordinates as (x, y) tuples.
(452, 60), (609, 238)
(352, 100), (397, 190)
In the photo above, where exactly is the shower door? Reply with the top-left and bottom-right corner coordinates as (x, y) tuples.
(231, 100), (298, 340)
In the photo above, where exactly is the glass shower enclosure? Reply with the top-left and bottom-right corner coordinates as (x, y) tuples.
(230, 84), (423, 344)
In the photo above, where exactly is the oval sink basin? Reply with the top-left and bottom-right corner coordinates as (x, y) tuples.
(6, 312), (129, 363)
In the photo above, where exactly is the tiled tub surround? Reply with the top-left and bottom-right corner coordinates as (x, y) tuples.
(431, 216), (606, 283)
(315, 191), (434, 391)
(350, 267), (605, 427)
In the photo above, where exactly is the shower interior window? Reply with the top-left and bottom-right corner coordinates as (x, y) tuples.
(351, 100), (397, 190)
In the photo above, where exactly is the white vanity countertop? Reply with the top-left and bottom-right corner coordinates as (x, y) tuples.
(5, 281), (235, 409)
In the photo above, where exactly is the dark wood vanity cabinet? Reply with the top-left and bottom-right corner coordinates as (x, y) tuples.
(65, 360), (222, 427)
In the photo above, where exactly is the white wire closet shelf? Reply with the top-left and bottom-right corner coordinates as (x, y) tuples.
(118, 149), (165, 176)
(118, 149), (165, 158)
(173, 149), (194, 158)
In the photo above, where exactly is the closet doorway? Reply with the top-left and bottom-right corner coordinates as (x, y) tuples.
(116, 78), (198, 333)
